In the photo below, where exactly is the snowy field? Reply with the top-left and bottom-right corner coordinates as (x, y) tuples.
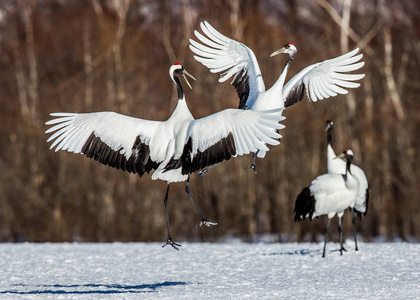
(0, 241), (419, 299)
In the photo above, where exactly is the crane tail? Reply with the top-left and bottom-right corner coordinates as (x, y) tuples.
(294, 187), (315, 222)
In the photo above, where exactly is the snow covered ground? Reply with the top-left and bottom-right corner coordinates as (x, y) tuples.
(0, 241), (419, 299)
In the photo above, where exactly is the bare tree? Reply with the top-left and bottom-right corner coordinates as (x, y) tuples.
(162, 0), (195, 111)
(11, 19), (30, 120)
(20, 0), (39, 122)
(339, 0), (356, 115)
(113, 0), (131, 113)
(230, 0), (243, 40)
(383, 26), (405, 121)
(83, 15), (94, 110)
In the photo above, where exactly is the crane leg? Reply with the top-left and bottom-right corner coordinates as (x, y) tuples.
(244, 151), (258, 174)
(196, 163), (217, 178)
(352, 208), (359, 251)
(162, 182), (181, 250)
(185, 175), (217, 228)
(322, 218), (331, 258)
(338, 217), (347, 255)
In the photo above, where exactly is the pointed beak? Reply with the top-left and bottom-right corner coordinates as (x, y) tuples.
(270, 47), (287, 57)
(182, 69), (196, 89)
(333, 153), (345, 160)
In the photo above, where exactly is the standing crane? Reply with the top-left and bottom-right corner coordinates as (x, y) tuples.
(189, 21), (365, 172)
(294, 149), (359, 257)
(326, 120), (369, 251)
(45, 63), (285, 250)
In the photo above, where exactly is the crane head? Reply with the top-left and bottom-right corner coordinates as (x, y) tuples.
(170, 63), (196, 89)
(334, 149), (354, 162)
(270, 43), (297, 58)
(325, 120), (333, 131)
(335, 149), (355, 175)
(344, 149), (354, 159)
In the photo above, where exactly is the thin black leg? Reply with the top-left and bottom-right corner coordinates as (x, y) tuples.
(162, 182), (181, 250)
(338, 214), (348, 253)
(197, 163), (217, 178)
(244, 151), (258, 174)
(185, 175), (217, 228)
(323, 218), (331, 258)
(338, 217), (344, 256)
(352, 208), (359, 251)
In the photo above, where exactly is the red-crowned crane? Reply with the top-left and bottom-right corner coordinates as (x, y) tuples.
(189, 21), (365, 172)
(326, 120), (369, 251)
(45, 63), (285, 250)
(294, 149), (359, 257)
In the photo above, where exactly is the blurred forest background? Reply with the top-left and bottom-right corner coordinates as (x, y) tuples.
(0, 0), (419, 244)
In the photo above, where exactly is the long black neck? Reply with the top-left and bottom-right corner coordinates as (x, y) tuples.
(346, 157), (352, 176)
(173, 75), (184, 100)
(327, 126), (333, 147)
(276, 54), (296, 91)
(281, 56), (295, 79)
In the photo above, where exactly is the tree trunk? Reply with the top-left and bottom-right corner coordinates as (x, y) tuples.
(113, 0), (131, 114)
(83, 16), (94, 110)
(383, 26), (405, 121)
(11, 20), (30, 120)
(21, 0), (39, 122)
(340, 0), (356, 116)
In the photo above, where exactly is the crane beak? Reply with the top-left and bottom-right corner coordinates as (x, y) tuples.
(182, 69), (196, 89)
(333, 153), (345, 160)
(270, 47), (287, 57)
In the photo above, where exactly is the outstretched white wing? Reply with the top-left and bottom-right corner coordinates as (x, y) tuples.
(180, 108), (285, 174)
(283, 48), (365, 107)
(45, 112), (162, 176)
(189, 21), (266, 109)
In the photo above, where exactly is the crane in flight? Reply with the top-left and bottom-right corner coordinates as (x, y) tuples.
(190, 21), (365, 172)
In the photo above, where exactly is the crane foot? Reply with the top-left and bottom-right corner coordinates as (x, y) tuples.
(244, 164), (257, 174)
(196, 219), (218, 228)
(162, 238), (182, 250)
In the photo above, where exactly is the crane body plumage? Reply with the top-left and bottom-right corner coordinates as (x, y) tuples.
(326, 121), (369, 215)
(190, 21), (365, 170)
(325, 120), (369, 251)
(46, 63), (285, 249)
(294, 149), (359, 257)
(190, 21), (365, 112)
(308, 172), (358, 219)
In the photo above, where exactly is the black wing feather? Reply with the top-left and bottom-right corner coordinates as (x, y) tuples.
(284, 83), (305, 108)
(294, 186), (316, 222)
(81, 133), (158, 177)
(180, 133), (236, 175)
(232, 69), (250, 109)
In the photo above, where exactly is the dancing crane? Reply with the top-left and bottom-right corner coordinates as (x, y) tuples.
(190, 21), (365, 172)
(45, 63), (285, 250)
(326, 120), (369, 251)
(294, 149), (359, 257)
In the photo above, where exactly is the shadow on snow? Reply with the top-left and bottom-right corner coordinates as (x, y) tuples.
(1, 281), (190, 295)
(263, 248), (321, 256)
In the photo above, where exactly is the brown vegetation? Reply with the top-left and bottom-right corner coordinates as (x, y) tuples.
(0, 0), (419, 243)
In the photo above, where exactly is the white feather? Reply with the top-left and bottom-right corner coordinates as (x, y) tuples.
(190, 22), (365, 112)
(326, 127), (369, 214)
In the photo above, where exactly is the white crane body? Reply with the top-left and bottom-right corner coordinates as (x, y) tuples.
(309, 172), (358, 219)
(190, 21), (365, 168)
(325, 121), (369, 251)
(326, 121), (369, 215)
(294, 149), (359, 257)
(46, 63), (285, 249)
